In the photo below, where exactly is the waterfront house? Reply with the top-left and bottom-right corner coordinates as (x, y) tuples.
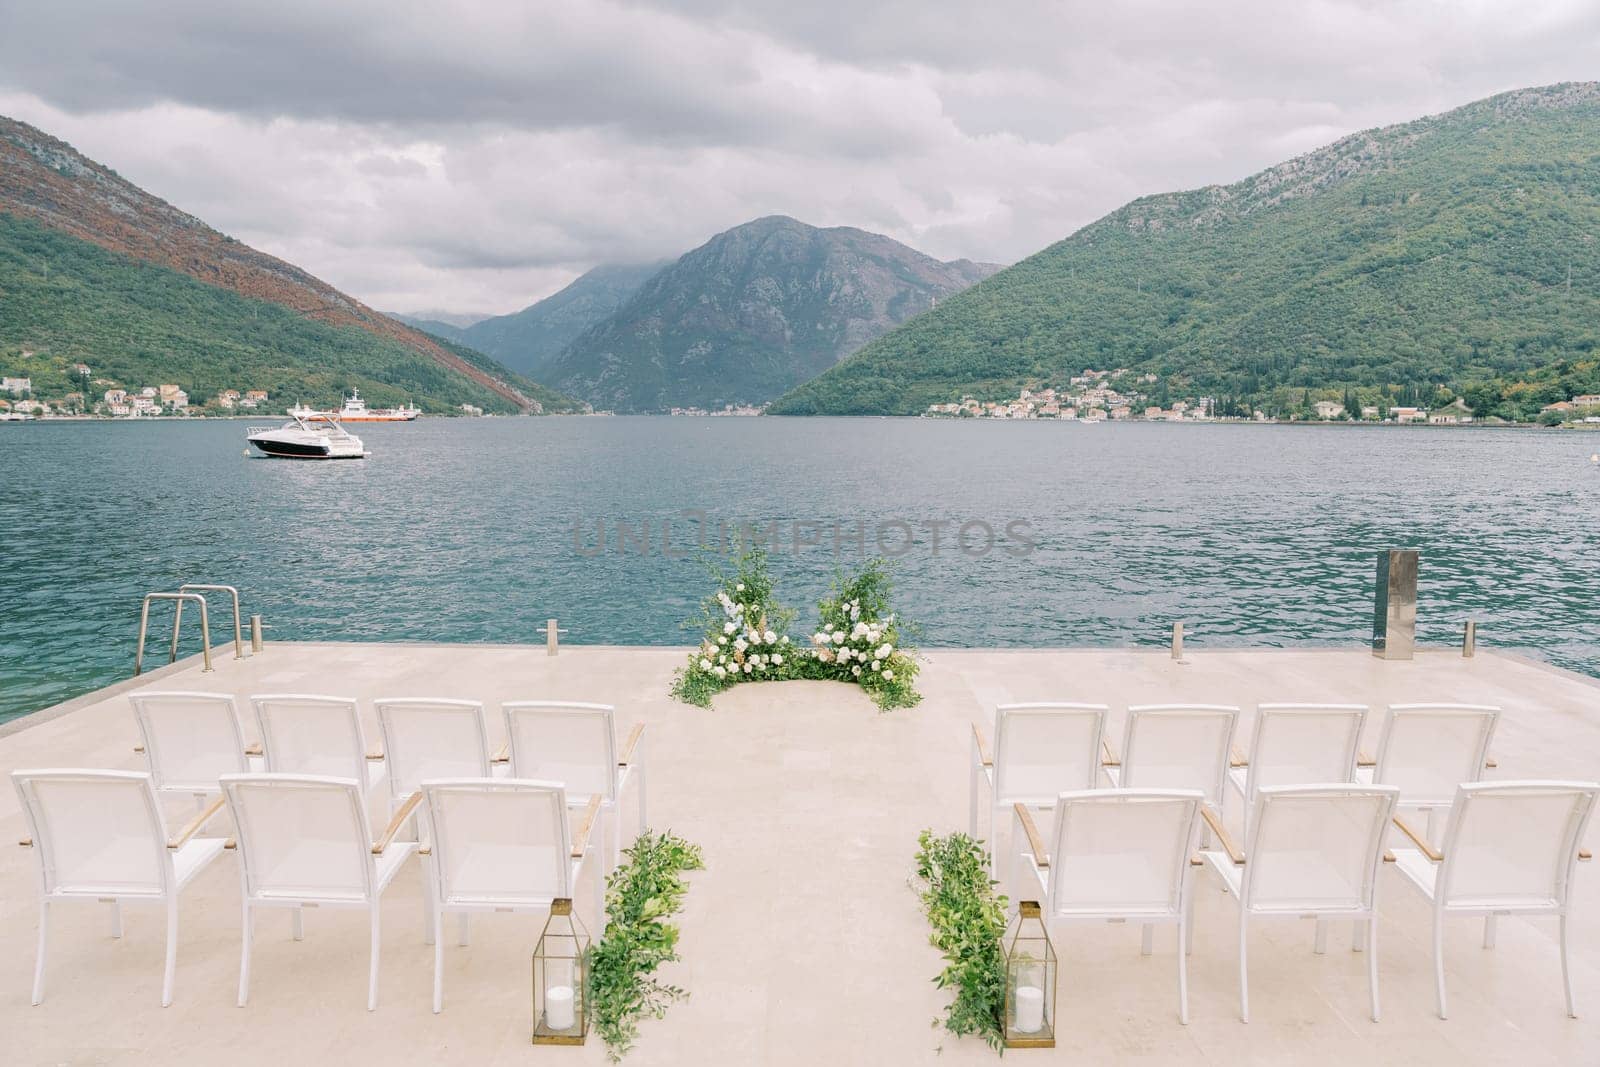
(129, 395), (158, 415)
(1391, 406), (1427, 423)
(15, 399), (48, 414)
(158, 384), (189, 409)
(1428, 398), (1474, 425)
(245, 389), (269, 402)
(1314, 400), (1345, 419)
(1573, 394), (1600, 408)
(104, 388), (127, 405)
(2, 376), (31, 396)
(140, 386), (158, 398)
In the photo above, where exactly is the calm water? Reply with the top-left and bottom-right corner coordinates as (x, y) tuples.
(1, 417), (1596, 722)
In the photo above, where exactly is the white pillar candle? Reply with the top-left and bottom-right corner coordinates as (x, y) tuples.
(1014, 985), (1045, 1034)
(545, 984), (575, 1031)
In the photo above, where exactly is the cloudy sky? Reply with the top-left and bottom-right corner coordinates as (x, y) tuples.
(1, 1), (1597, 316)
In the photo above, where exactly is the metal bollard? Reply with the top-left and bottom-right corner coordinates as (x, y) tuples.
(1171, 621), (1185, 661)
(544, 618), (568, 656)
(1372, 549), (1418, 660)
(1462, 619), (1476, 658)
(250, 614), (264, 654)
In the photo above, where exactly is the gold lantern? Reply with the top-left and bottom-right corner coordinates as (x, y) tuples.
(532, 898), (590, 1045)
(1003, 901), (1057, 1049)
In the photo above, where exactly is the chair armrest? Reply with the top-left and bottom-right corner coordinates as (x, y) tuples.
(1580, 848), (1592, 862)
(1484, 756), (1497, 769)
(490, 741), (509, 764)
(133, 743), (145, 754)
(1200, 804), (1245, 865)
(244, 741), (264, 757)
(167, 796), (227, 850)
(972, 723), (994, 767)
(1013, 803), (1049, 869)
(1100, 737), (1120, 767)
(1229, 745), (1248, 768)
(1392, 815), (1443, 862)
(366, 747), (385, 761)
(1356, 749), (1376, 767)
(572, 794), (602, 858)
(372, 791), (422, 854)
(19, 838), (32, 847)
(618, 722), (645, 766)
(1383, 850), (1396, 863)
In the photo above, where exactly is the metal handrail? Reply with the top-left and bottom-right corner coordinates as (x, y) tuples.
(175, 584), (245, 660)
(136, 593), (212, 675)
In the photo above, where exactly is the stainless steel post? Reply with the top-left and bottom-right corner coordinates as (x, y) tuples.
(1372, 549), (1418, 660)
(1462, 619), (1476, 658)
(250, 614), (264, 653)
(1171, 621), (1185, 660)
(546, 618), (559, 656)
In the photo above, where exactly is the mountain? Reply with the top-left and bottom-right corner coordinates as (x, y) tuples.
(437, 262), (668, 378)
(0, 116), (580, 414)
(770, 83), (1600, 418)
(391, 309), (490, 331)
(540, 216), (1001, 412)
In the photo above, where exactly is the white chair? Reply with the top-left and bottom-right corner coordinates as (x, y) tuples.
(502, 701), (646, 868)
(130, 691), (259, 807)
(13, 769), (229, 1007)
(969, 703), (1107, 868)
(1102, 704), (1239, 808)
(419, 778), (603, 1013)
(1362, 703), (1499, 840)
(250, 694), (386, 798)
(1390, 780), (1598, 1019)
(222, 773), (420, 1011)
(1226, 704), (1367, 839)
(1011, 789), (1204, 1023)
(1202, 784), (1399, 1022)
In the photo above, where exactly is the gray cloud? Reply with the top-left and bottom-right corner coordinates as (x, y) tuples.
(0, 0), (1596, 314)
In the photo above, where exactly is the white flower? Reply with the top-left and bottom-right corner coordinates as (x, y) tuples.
(734, 638), (748, 653)
(764, 630), (776, 644)
(723, 621), (736, 635)
(877, 643), (893, 659)
(699, 658), (712, 670)
(813, 632), (826, 645)
(717, 636), (727, 646)
(883, 669), (894, 680)
(851, 665), (861, 676)
(871, 659), (881, 671)
(713, 665), (726, 678)
(734, 603), (744, 613)
(773, 654), (783, 665)
(743, 662), (753, 673)
(838, 647), (852, 662)
(780, 635), (790, 645)
(736, 583), (745, 592)
(832, 632), (845, 644)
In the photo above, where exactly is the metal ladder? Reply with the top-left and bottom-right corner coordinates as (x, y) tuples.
(135, 583), (257, 675)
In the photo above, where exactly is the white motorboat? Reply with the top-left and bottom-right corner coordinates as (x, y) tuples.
(246, 413), (370, 460)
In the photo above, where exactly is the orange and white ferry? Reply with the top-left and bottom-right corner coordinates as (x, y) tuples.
(289, 388), (420, 422)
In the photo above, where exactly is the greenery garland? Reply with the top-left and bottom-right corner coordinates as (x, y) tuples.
(669, 543), (922, 710)
(913, 830), (1009, 1052)
(586, 831), (706, 1062)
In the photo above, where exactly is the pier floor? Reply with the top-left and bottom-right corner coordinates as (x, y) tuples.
(2, 642), (1598, 1065)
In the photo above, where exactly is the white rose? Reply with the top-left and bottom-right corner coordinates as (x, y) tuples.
(780, 635), (790, 645)
(832, 632), (845, 644)
(743, 662), (753, 673)
(713, 665), (726, 678)
(764, 630), (776, 644)
(699, 658), (712, 670)
(773, 654), (784, 665)
(877, 643), (893, 659)
(718, 636), (727, 646)
(883, 669), (894, 680)
(871, 659), (880, 671)
(851, 666), (861, 676)
(723, 621), (736, 634)
(734, 638), (748, 653)
(838, 647), (851, 662)
(736, 583), (745, 591)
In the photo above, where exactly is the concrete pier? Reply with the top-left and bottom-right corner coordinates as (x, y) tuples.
(3, 642), (1598, 1065)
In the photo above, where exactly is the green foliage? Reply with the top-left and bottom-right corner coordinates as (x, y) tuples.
(0, 212), (581, 414)
(914, 831), (1009, 1051)
(770, 85), (1600, 418)
(586, 831), (705, 1062)
(805, 560), (921, 710)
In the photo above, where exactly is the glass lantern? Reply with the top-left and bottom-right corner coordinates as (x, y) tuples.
(1003, 901), (1057, 1049)
(532, 898), (590, 1045)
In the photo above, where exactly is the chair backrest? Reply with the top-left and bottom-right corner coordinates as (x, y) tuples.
(993, 703), (1107, 804)
(1437, 780), (1600, 912)
(1374, 703), (1499, 808)
(250, 694), (369, 781)
(374, 698), (491, 803)
(1242, 784), (1398, 914)
(221, 774), (376, 903)
(1120, 704), (1239, 806)
(130, 691), (250, 794)
(1245, 704), (1367, 799)
(422, 778), (575, 907)
(503, 702), (618, 801)
(1045, 788), (1202, 920)
(12, 770), (170, 897)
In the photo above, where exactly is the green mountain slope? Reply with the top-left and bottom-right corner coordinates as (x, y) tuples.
(0, 213), (582, 413)
(771, 83), (1600, 418)
(543, 216), (1001, 413)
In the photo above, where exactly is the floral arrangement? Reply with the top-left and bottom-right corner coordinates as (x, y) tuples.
(669, 544), (921, 710)
(914, 830), (1009, 1051)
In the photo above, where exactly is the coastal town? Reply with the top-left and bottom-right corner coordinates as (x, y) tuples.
(0, 366), (273, 420)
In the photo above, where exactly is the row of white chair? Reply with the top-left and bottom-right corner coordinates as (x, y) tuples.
(1009, 780), (1597, 1025)
(13, 769), (602, 1013)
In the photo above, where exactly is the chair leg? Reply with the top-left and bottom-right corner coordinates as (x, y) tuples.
(1433, 909), (1448, 1020)
(1314, 918), (1328, 955)
(109, 899), (123, 939)
(238, 902), (253, 1007)
(1561, 913), (1575, 1018)
(967, 751), (979, 837)
(456, 913), (469, 948)
(1141, 924), (1154, 957)
(292, 906), (304, 941)
(1177, 915), (1190, 1025)
(432, 908), (445, 1014)
(1483, 914), (1497, 949)
(368, 905), (381, 1012)
(637, 764), (648, 837)
(1185, 893), (1196, 957)
(31, 901), (49, 1005)
(422, 855), (436, 946)
(1238, 913), (1250, 1023)
(1367, 912), (1380, 1022)
(161, 895), (179, 1007)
